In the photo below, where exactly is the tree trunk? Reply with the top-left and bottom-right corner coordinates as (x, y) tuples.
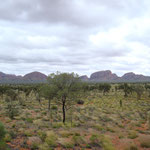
(62, 101), (65, 124)
(48, 99), (51, 111)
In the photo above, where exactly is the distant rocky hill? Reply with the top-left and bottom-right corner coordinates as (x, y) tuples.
(81, 70), (150, 82)
(80, 75), (89, 81)
(0, 71), (47, 84)
(0, 70), (150, 84)
(120, 72), (150, 82)
(90, 70), (119, 82)
(23, 72), (47, 83)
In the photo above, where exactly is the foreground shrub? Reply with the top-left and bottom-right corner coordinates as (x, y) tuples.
(5, 96), (19, 119)
(0, 140), (7, 150)
(59, 130), (73, 138)
(0, 122), (6, 140)
(27, 136), (42, 149)
(140, 135), (150, 148)
(89, 134), (101, 146)
(0, 122), (7, 149)
(26, 118), (33, 123)
(37, 131), (46, 141)
(58, 138), (74, 148)
(100, 135), (115, 150)
(38, 143), (49, 150)
(94, 124), (105, 131)
(128, 131), (138, 139)
(72, 135), (85, 146)
(124, 143), (138, 150)
(52, 122), (63, 128)
(77, 100), (84, 105)
(51, 105), (58, 110)
(4, 133), (11, 142)
(45, 131), (57, 147)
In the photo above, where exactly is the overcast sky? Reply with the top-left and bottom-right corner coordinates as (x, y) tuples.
(0, 0), (150, 77)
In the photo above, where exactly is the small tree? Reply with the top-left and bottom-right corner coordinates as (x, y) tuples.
(22, 87), (32, 101)
(119, 83), (133, 97)
(40, 84), (57, 111)
(5, 89), (19, 119)
(144, 84), (150, 97)
(133, 85), (144, 100)
(47, 72), (81, 124)
(98, 83), (111, 95)
(0, 86), (10, 100)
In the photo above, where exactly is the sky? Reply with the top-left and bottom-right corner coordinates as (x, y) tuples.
(0, 0), (150, 77)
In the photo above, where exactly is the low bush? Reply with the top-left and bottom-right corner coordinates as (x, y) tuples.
(125, 144), (138, 150)
(59, 130), (73, 138)
(26, 118), (33, 123)
(72, 135), (85, 146)
(52, 122), (63, 128)
(51, 105), (58, 110)
(45, 131), (57, 147)
(4, 133), (11, 142)
(77, 100), (84, 105)
(0, 122), (6, 140)
(0, 122), (7, 150)
(128, 131), (138, 139)
(89, 134), (101, 146)
(100, 135), (115, 150)
(140, 135), (150, 148)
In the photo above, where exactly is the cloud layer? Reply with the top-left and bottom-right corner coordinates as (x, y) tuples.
(0, 0), (150, 76)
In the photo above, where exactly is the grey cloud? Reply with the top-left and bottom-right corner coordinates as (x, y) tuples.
(0, 0), (150, 76)
(0, 0), (146, 27)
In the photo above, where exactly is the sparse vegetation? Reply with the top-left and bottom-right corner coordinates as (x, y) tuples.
(139, 135), (150, 148)
(0, 77), (150, 149)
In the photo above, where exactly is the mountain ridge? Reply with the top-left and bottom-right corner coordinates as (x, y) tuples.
(0, 71), (47, 83)
(88, 70), (150, 82)
(0, 70), (150, 83)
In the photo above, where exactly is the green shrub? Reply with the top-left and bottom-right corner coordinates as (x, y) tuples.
(59, 138), (74, 148)
(0, 140), (7, 150)
(72, 135), (85, 146)
(128, 131), (138, 139)
(74, 132), (80, 136)
(0, 122), (7, 150)
(38, 143), (49, 150)
(42, 111), (47, 115)
(45, 131), (57, 147)
(4, 133), (11, 142)
(106, 127), (115, 133)
(140, 135), (150, 148)
(100, 135), (115, 150)
(94, 124), (105, 131)
(51, 105), (58, 110)
(0, 122), (6, 140)
(86, 144), (91, 148)
(63, 142), (74, 148)
(5, 96), (19, 119)
(24, 130), (32, 137)
(118, 133), (124, 139)
(77, 100), (84, 105)
(37, 131), (46, 141)
(125, 144), (138, 150)
(31, 143), (39, 150)
(59, 130), (73, 138)
(130, 145), (138, 150)
(9, 130), (17, 138)
(90, 134), (101, 145)
(52, 122), (63, 128)
(26, 118), (33, 123)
